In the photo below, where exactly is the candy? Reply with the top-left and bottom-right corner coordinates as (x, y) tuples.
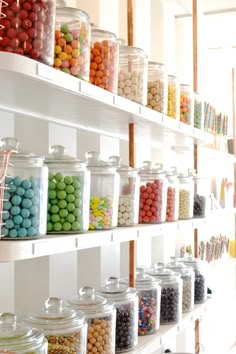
(118, 196), (136, 226)
(47, 333), (83, 354)
(89, 196), (113, 230)
(182, 276), (194, 312)
(180, 93), (193, 125)
(138, 291), (157, 335)
(193, 194), (206, 218)
(115, 307), (137, 352)
(179, 189), (193, 219)
(160, 287), (180, 324)
(147, 79), (167, 114)
(168, 82), (179, 119)
(166, 186), (178, 222)
(194, 98), (203, 129)
(118, 70), (146, 104)
(87, 318), (113, 354)
(194, 273), (206, 303)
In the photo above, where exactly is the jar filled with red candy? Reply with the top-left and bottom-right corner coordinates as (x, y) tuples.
(138, 161), (167, 224)
(0, 0), (56, 65)
(90, 28), (119, 93)
(166, 167), (179, 222)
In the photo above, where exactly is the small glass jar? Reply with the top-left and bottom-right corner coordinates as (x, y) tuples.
(180, 256), (207, 304)
(90, 28), (119, 93)
(0, 313), (47, 354)
(178, 173), (194, 220)
(54, 7), (90, 80)
(0, 137), (48, 239)
(166, 258), (194, 313)
(98, 277), (138, 352)
(118, 45), (148, 105)
(168, 75), (180, 120)
(0, 0), (56, 65)
(67, 287), (116, 354)
(45, 145), (90, 234)
(86, 151), (119, 230)
(147, 61), (168, 114)
(180, 84), (194, 125)
(194, 93), (204, 130)
(193, 175), (209, 218)
(166, 168), (179, 222)
(138, 161), (167, 224)
(147, 265), (183, 324)
(23, 297), (87, 354)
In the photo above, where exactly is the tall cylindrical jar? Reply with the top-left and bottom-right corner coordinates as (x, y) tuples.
(193, 175), (209, 218)
(118, 45), (148, 105)
(90, 28), (119, 93)
(0, 0), (56, 65)
(194, 93), (204, 129)
(67, 287), (116, 354)
(166, 168), (179, 222)
(45, 145), (90, 234)
(0, 137), (48, 238)
(54, 7), (90, 80)
(23, 297), (87, 354)
(180, 84), (194, 125)
(147, 61), (168, 114)
(86, 151), (119, 230)
(98, 277), (139, 352)
(168, 75), (180, 120)
(178, 173), (194, 220)
(138, 161), (167, 224)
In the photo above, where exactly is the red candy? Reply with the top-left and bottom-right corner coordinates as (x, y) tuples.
(166, 186), (178, 222)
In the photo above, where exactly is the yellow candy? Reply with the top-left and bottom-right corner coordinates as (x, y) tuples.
(89, 224), (95, 230)
(55, 45), (62, 54)
(91, 204), (98, 210)
(94, 211), (102, 217)
(54, 58), (62, 67)
(67, 54), (72, 60)
(72, 49), (80, 58)
(59, 52), (68, 60)
(92, 197), (100, 204)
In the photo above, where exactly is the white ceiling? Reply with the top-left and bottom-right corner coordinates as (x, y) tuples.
(165, 0), (236, 16)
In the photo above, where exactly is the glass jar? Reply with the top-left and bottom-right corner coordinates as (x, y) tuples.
(0, 313), (47, 354)
(168, 75), (180, 120)
(193, 175), (209, 218)
(166, 168), (179, 222)
(23, 297), (87, 354)
(108, 156), (140, 227)
(178, 173), (194, 220)
(194, 93), (204, 129)
(147, 61), (168, 114)
(54, 7), (90, 80)
(98, 277), (138, 352)
(67, 287), (116, 354)
(0, 137), (48, 239)
(86, 151), (119, 230)
(180, 84), (194, 125)
(166, 258), (194, 313)
(118, 45), (148, 105)
(90, 28), (119, 93)
(0, 0), (55, 65)
(147, 265), (183, 324)
(180, 256), (207, 304)
(138, 161), (167, 224)
(45, 145), (90, 234)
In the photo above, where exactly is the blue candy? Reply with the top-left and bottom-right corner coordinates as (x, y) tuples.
(6, 219), (14, 229)
(13, 176), (22, 186)
(22, 218), (31, 228)
(24, 189), (34, 198)
(18, 228), (27, 237)
(10, 206), (21, 216)
(9, 229), (18, 238)
(21, 179), (31, 189)
(11, 195), (22, 206)
(16, 187), (25, 196)
(27, 226), (36, 237)
(22, 198), (32, 209)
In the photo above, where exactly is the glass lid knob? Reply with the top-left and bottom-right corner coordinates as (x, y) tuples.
(105, 277), (119, 289)
(0, 137), (19, 151)
(0, 313), (17, 327)
(44, 297), (63, 312)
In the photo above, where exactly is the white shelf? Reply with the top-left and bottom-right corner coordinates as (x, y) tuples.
(0, 53), (213, 146)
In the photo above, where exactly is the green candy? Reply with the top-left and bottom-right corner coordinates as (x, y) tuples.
(66, 213), (75, 223)
(58, 200), (67, 209)
(72, 180), (80, 189)
(66, 194), (75, 203)
(60, 218), (65, 224)
(47, 222), (53, 232)
(49, 181), (56, 190)
(74, 199), (81, 207)
(57, 191), (66, 200)
(62, 222), (71, 231)
(61, 24), (69, 34)
(74, 189), (82, 198)
(64, 32), (73, 43)
(51, 199), (59, 205)
(73, 208), (81, 217)
(57, 181), (66, 190)
(55, 172), (64, 182)
(49, 172), (54, 181)
(59, 209), (68, 218)
(61, 68), (70, 74)
(72, 221), (80, 231)
(53, 222), (62, 231)
(51, 214), (60, 223)
(64, 176), (73, 185)
(65, 185), (74, 194)
(50, 205), (59, 214)
(67, 203), (75, 212)
(48, 190), (57, 200)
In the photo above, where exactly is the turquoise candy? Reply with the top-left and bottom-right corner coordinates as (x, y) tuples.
(18, 228), (27, 237)
(1, 227), (9, 236)
(13, 176), (21, 186)
(9, 229), (18, 238)
(11, 195), (22, 206)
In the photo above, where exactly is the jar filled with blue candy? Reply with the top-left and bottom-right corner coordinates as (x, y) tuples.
(0, 137), (48, 239)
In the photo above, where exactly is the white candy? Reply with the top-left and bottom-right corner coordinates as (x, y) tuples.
(117, 70), (146, 104)
(119, 205), (126, 212)
(118, 195), (137, 226)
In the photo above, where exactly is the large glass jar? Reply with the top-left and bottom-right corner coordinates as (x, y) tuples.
(180, 84), (194, 125)
(166, 258), (194, 313)
(194, 93), (204, 130)
(0, 0), (55, 65)
(166, 168), (179, 222)
(86, 151), (119, 230)
(67, 287), (116, 354)
(118, 45), (148, 105)
(45, 145), (90, 234)
(147, 61), (168, 114)
(168, 75), (180, 120)
(54, 7), (90, 80)
(23, 297), (87, 354)
(138, 161), (167, 224)
(90, 28), (119, 93)
(0, 313), (47, 354)
(98, 277), (138, 352)
(180, 256), (207, 304)
(0, 137), (48, 239)
(193, 175), (209, 218)
(147, 265), (182, 324)
(178, 173), (194, 220)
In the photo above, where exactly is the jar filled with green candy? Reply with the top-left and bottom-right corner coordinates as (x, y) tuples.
(194, 92), (204, 130)
(45, 145), (90, 233)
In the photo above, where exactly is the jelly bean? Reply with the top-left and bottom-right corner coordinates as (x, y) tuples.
(89, 196), (113, 230)
(118, 70), (146, 104)
(147, 79), (167, 114)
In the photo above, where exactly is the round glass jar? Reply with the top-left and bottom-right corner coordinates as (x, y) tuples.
(54, 7), (90, 80)
(180, 84), (194, 125)
(194, 93), (204, 129)
(138, 161), (167, 224)
(45, 145), (90, 234)
(193, 175), (209, 218)
(147, 61), (168, 114)
(147, 265), (183, 324)
(67, 287), (116, 354)
(118, 45), (148, 105)
(166, 168), (179, 222)
(0, 137), (48, 239)
(86, 151), (119, 230)
(166, 258), (194, 313)
(90, 28), (119, 93)
(0, 313), (47, 354)
(98, 277), (138, 352)
(168, 75), (180, 120)
(178, 173), (194, 220)
(0, 0), (55, 65)
(23, 297), (87, 354)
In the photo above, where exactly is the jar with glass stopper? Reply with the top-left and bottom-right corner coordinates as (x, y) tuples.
(147, 61), (168, 114)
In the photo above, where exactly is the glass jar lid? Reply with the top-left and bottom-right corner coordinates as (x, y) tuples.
(166, 167), (178, 182)
(119, 45), (148, 59)
(180, 255), (206, 268)
(138, 161), (166, 177)
(166, 257), (193, 275)
(23, 297), (86, 333)
(45, 145), (85, 167)
(98, 277), (137, 300)
(147, 264), (180, 281)
(135, 268), (160, 288)
(91, 28), (117, 41)
(108, 155), (138, 174)
(0, 313), (45, 352)
(86, 151), (116, 170)
(56, 2), (89, 21)
(148, 61), (165, 69)
(178, 172), (193, 182)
